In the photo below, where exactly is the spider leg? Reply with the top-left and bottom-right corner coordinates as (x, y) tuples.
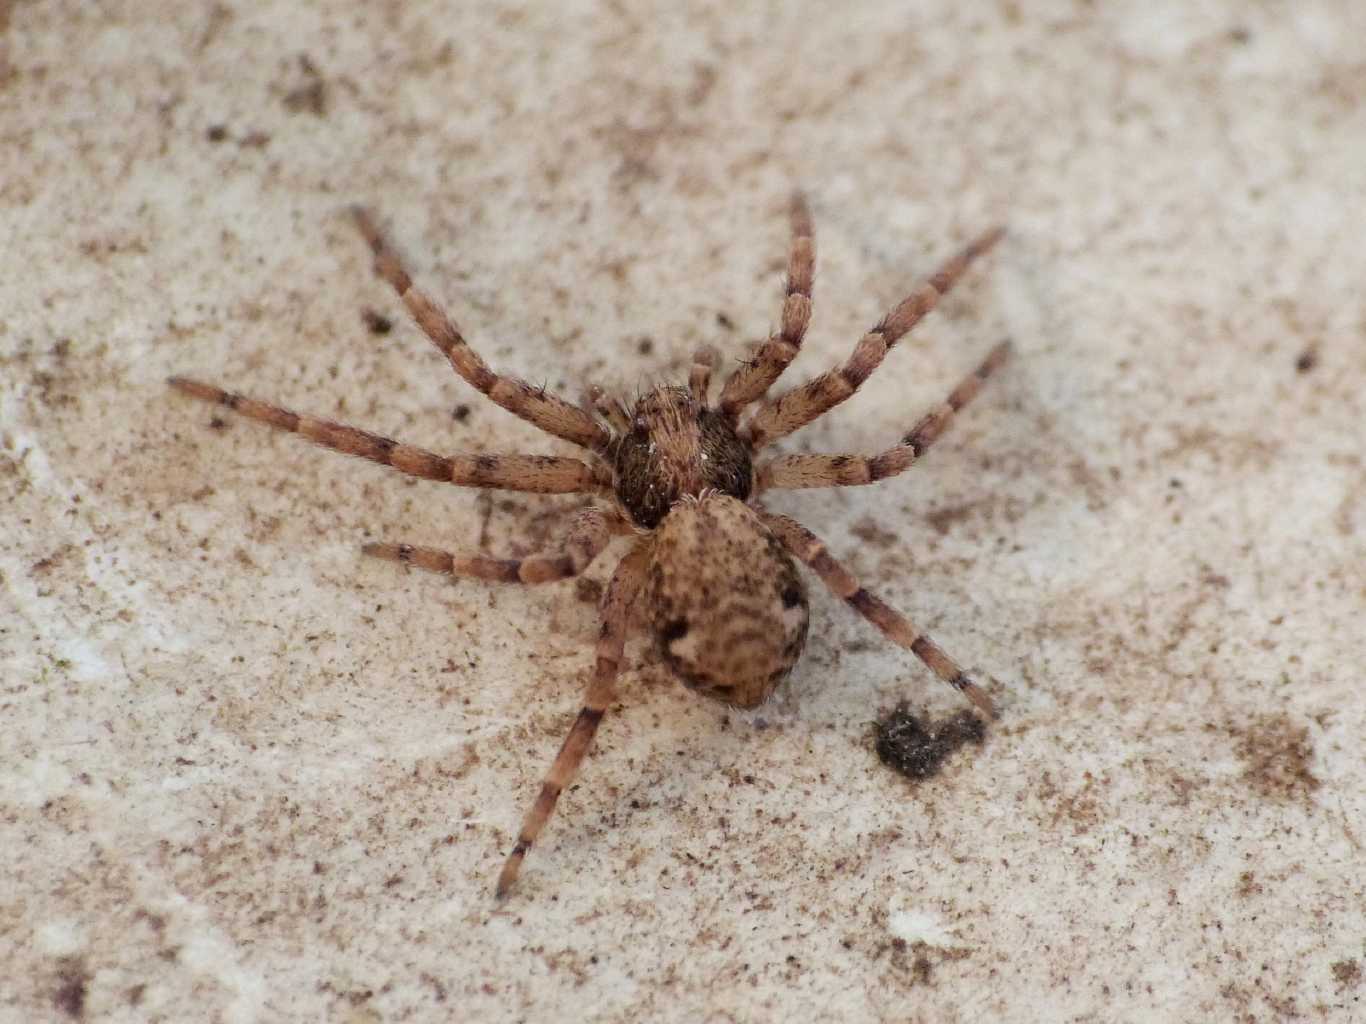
(719, 192), (814, 423)
(744, 225), (1004, 450)
(689, 346), (717, 406)
(168, 378), (605, 493)
(351, 207), (611, 452)
(757, 508), (997, 718)
(581, 385), (630, 433)
(755, 341), (1010, 491)
(363, 504), (630, 584)
(496, 539), (651, 898)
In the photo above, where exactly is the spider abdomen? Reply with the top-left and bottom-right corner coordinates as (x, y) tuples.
(646, 493), (809, 708)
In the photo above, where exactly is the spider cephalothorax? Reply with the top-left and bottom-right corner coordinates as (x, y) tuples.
(610, 385), (753, 528)
(170, 196), (1008, 898)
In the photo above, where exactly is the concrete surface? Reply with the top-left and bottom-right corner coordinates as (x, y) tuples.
(3, 2), (1364, 1021)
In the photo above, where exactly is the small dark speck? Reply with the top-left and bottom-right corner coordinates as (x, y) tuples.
(452, 404), (471, 422)
(875, 703), (986, 781)
(282, 55), (327, 117)
(206, 124), (228, 143)
(362, 308), (393, 335)
(209, 416), (227, 430)
(637, 337), (654, 356)
(283, 81), (327, 116)
(1294, 347), (1318, 374)
(574, 577), (603, 605)
(1229, 26), (1252, 45)
(716, 311), (736, 331)
(1168, 478), (1182, 489)
(850, 516), (899, 549)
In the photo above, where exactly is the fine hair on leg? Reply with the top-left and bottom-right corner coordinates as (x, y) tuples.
(167, 377), (604, 494)
(755, 340), (1011, 491)
(744, 225), (1004, 450)
(351, 207), (612, 452)
(719, 192), (815, 423)
(363, 504), (631, 584)
(758, 507), (997, 717)
(496, 540), (651, 897)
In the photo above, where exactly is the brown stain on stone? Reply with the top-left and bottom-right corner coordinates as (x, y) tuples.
(591, 75), (706, 188)
(1331, 959), (1361, 990)
(282, 54), (327, 116)
(1157, 424), (1277, 472)
(1035, 768), (1106, 835)
(574, 576), (604, 605)
(1228, 713), (1320, 803)
(53, 957), (88, 1019)
(923, 501), (977, 536)
(842, 906), (974, 993)
(877, 938), (969, 988)
(919, 490), (1035, 541)
(849, 516), (899, 549)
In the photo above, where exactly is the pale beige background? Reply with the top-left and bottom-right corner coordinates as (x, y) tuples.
(3, 2), (1364, 1022)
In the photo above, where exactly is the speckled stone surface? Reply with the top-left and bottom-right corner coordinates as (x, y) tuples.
(4, 3), (1364, 1021)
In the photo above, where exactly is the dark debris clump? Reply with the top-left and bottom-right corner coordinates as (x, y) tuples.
(874, 703), (986, 781)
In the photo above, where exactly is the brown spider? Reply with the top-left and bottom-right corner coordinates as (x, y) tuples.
(169, 196), (1008, 897)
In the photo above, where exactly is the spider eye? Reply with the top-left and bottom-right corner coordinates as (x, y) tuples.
(780, 586), (803, 609)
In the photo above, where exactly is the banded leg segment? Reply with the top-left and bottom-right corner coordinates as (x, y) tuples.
(719, 193), (815, 423)
(755, 341), (1010, 491)
(496, 540), (651, 897)
(168, 377), (601, 494)
(689, 346), (716, 406)
(582, 385), (630, 433)
(758, 509), (997, 717)
(363, 504), (627, 584)
(744, 225), (1005, 450)
(351, 208), (611, 452)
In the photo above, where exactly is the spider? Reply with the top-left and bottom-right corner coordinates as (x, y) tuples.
(168, 196), (1009, 898)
